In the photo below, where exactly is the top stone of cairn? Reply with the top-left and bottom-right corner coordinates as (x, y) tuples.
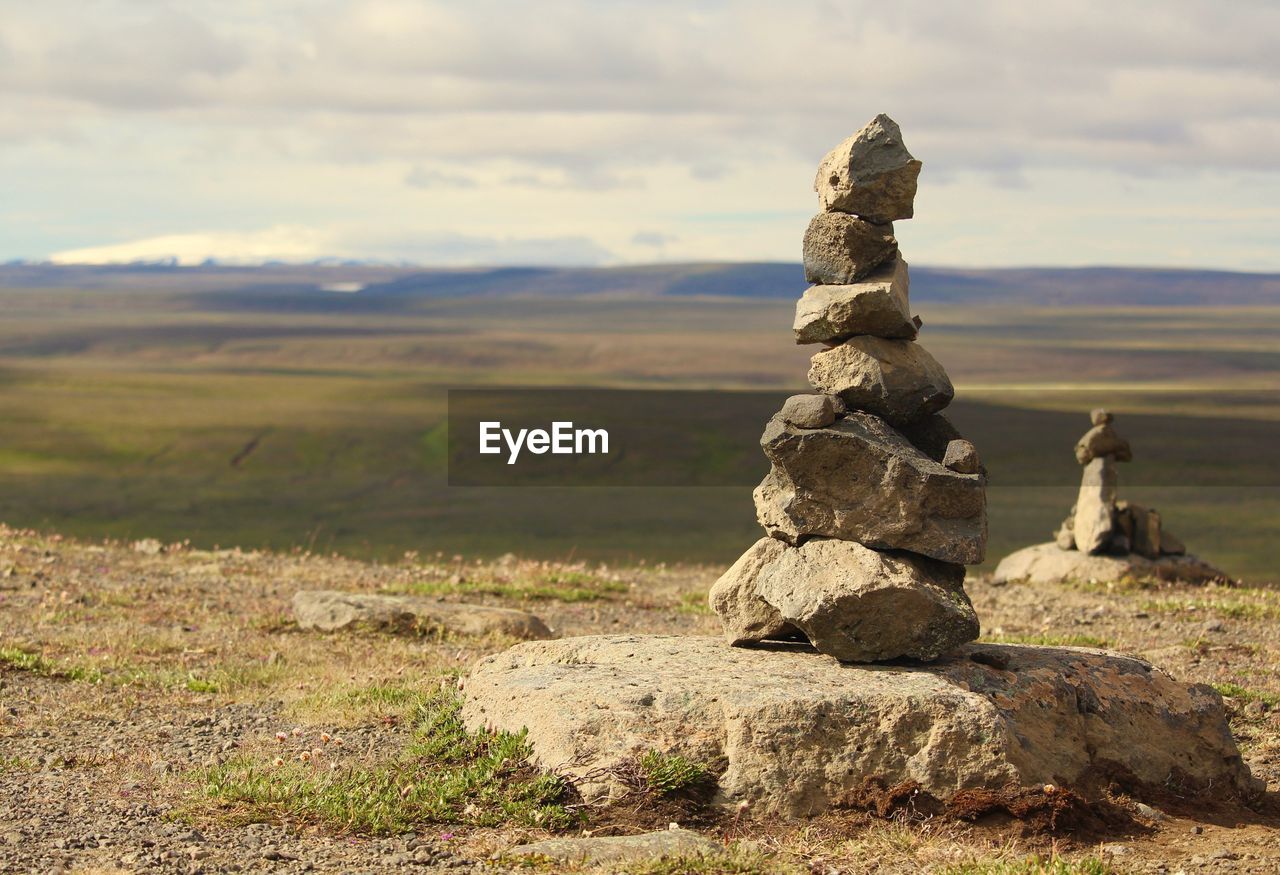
(814, 114), (921, 223)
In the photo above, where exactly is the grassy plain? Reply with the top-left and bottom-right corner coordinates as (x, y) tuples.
(1, 282), (1278, 579)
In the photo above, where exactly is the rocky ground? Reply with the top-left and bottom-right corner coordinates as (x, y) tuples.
(2, 523), (1279, 874)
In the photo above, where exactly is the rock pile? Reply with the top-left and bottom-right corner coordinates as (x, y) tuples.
(995, 410), (1227, 584)
(710, 114), (986, 662)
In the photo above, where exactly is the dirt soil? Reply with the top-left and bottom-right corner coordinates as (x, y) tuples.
(2, 523), (1279, 874)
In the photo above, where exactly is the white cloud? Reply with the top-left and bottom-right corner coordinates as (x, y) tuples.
(2, 1), (1279, 267)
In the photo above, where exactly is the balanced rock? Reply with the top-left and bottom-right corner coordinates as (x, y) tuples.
(754, 412), (986, 564)
(1118, 501), (1162, 560)
(1072, 456), (1118, 554)
(708, 538), (796, 644)
(292, 590), (553, 640)
(814, 113), (922, 222)
(802, 212), (897, 284)
(778, 393), (837, 429)
(808, 335), (953, 426)
(1075, 423), (1133, 465)
(462, 635), (1258, 818)
(750, 538), (977, 662)
(942, 439), (981, 474)
(793, 257), (916, 343)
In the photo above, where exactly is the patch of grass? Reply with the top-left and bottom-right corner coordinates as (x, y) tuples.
(292, 680), (439, 723)
(396, 569), (627, 603)
(980, 633), (1111, 649)
(0, 645), (103, 682)
(198, 692), (574, 834)
(637, 750), (714, 797)
(945, 856), (1116, 875)
(1139, 597), (1279, 621)
(675, 591), (712, 615)
(1212, 682), (1280, 708)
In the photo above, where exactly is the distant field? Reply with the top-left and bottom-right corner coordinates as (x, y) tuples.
(1, 278), (1277, 579)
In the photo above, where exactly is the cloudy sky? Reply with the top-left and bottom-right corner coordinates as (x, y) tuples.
(3, 0), (1279, 269)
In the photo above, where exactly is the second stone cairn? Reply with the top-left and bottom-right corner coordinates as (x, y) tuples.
(710, 114), (987, 662)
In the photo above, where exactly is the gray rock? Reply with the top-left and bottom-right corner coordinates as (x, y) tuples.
(808, 336), (953, 426)
(754, 412), (986, 564)
(507, 828), (720, 864)
(942, 439), (981, 474)
(814, 114), (922, 222)
(1117, 501), (1162, 560)
(1054, 514), (1076, 550)
(802, 212), (897, 284)
(1073, 457), (1118, 554)
(793, 258), (916, 344)
(992, 543), (1228, 585)
(752, 538), (977, 662)
(291, 590), (553, 640)
(461, 635), (1257, 819)
(708, 538), (797, 644)
(778, 394), (836, 429)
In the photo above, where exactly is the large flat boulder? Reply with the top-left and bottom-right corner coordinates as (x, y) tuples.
(813, 114), (922, 222)
(461, 635), (1257, 819)
(793, 258), (916, 344)
(754, 412), (986, 564)
(808, 336), (953, 426)
(801, 212), (898, 285)
(292, 590), (553, 640)
(992, 543), (1228, 586)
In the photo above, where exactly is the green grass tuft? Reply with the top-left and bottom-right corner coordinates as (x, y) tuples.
(637, 750), (714, 797)
(945, 856), (1116, 875)
(394, 569), (627, 603)
(0, 645), (103, 682)
(198, 691), (575, 834)
(1212, 682), (1280, 708)
(979, 633), (1111, 649)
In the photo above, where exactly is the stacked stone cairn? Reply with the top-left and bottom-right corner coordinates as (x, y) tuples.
(1055, 409), (1186, 558)
(710, 114), (987, 663)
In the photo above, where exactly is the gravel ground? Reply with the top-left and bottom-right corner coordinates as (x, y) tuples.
(2, 523), (1280, 873)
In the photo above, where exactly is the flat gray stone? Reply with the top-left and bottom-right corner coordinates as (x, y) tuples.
(462, 635), (1258, 819)
(802, 212), (897, 284)
(754, 412), (986, 564)
(793, 257), (916, 344)
(808, 336), (953, 426)
(814, 114), (922, 222)
(292, 590), (553, 639)
(506, 829), (720, 864)
(992, 543), (1229, 585)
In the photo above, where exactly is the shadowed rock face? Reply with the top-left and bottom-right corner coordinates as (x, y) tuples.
(754, 412), (986, 564)
(807, 335), (953, 426)
(813, 114), (922, 222)
(461, 635), (1259, 818)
